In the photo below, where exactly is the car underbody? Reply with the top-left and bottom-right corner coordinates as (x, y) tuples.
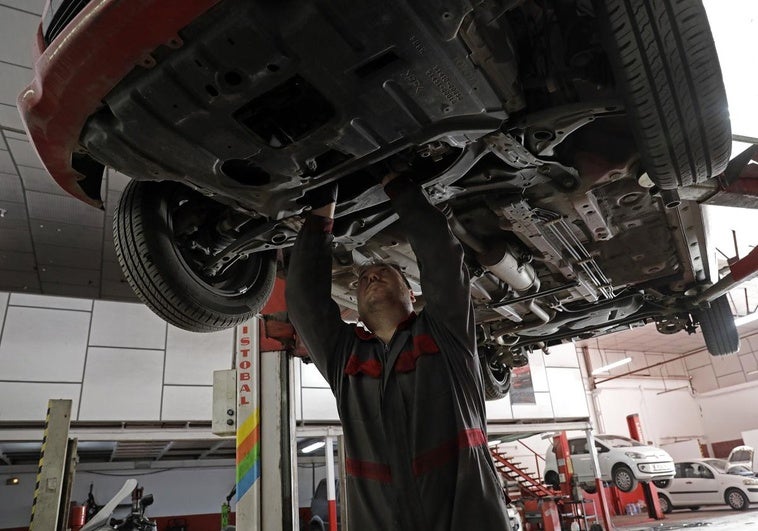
(20, 0), (747, 397)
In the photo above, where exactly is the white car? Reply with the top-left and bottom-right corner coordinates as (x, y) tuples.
(655, 459), (758, 512)
(544, 435), (675, 492)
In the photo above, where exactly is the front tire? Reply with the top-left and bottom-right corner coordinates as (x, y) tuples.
(114, 180), (276, 332)
(695, 294), (740, 356)
(725, 488), (749, 511)
(658, 494), (672, 514)
(595, 0), (731, 189)
(612, 464), (638, 492)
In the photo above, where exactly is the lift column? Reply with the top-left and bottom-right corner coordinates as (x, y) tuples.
(626, 414), (664, 520)
(233, 279), (298, 530)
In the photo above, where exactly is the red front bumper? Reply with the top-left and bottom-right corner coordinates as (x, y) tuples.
(18, 0), (223, 208)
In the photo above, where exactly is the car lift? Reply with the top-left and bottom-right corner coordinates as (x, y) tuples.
(213, 278), (299, 531)
(28, 399), (77, 531)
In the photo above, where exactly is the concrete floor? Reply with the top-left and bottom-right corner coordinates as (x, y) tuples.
(614, 506), (758, 530)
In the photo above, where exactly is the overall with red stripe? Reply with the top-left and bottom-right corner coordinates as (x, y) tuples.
(287, 176), (509, 531)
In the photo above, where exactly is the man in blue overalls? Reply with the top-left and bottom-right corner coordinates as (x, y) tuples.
(286, 172), (510, 530)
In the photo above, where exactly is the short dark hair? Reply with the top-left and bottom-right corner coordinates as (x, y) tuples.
(356, 260), (412, 289)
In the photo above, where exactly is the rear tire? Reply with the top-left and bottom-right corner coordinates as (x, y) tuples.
(114, 180), (276, 332)
(545, 471), (560, 490)
(695, 294), (740, 356)
(480, 349), (512, 401)
(594, 0), (731, 189)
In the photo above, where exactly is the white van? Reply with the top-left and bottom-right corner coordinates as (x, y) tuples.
(544, 434), (675, 492)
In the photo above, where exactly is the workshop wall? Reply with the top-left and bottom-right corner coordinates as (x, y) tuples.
(695, 381), (758, 443)
(0, 292), (233, 422)
(590, 378), (705, 447)
(0, 287), (592, 424)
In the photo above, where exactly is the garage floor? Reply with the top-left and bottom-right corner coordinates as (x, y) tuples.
(614, 507), (758, 529)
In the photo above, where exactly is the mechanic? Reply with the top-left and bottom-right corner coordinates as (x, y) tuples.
(286, 171), (510, 531)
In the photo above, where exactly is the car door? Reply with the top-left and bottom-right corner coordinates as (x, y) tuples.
(569, 438), (594, 481)
(688, 463), (720, 505)
(667, 462), (702, 506)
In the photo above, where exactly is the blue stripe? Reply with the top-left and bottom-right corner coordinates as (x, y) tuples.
(237, 461), (261, 499)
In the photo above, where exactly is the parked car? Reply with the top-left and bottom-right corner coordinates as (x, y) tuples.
(544, 435), (675, 492)
(655, 459), (758, 512)
(20, 0), (743, 398)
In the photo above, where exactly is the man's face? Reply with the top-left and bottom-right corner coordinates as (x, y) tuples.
(356, 264), (414, 316)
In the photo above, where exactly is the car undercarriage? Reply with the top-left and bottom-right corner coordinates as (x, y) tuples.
(20, 0), (747, 398)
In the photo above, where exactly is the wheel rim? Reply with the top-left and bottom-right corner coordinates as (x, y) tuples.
(658, 496), (669, 512)
(166, 189), (269, 298)
(615, 468), (633, 491)
(728, 490), (745, 509)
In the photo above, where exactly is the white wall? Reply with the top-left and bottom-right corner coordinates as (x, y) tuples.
(0, 292), (234, 423)
(695, 380), (758, 442)
(591, 378), (705, 446)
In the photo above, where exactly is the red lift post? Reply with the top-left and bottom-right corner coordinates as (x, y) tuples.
(626, 414), (664, 520)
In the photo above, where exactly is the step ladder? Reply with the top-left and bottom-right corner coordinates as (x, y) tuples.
(490, 448), (559, 500)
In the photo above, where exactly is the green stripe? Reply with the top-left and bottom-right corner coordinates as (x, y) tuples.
(236, 441), (261, 482)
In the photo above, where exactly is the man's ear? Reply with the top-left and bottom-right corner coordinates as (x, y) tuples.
(408, 290), (416, 303)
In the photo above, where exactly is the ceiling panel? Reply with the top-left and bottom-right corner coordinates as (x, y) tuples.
(0, 103), (23, 130)
(35, 243), (101, 269)
(0, 269), (39, 291)
(26, 190), (105, 227)
(30, 219), (104, 250)
(0, 172), (24, 203)
(0, 199), (30, 229)
(0, 1), (46, 16)
(0, 6), (40, 67)
(18, 165), (66, 195)
(0, 61), (31, 108)
(39, 265), (100, 286)
(40, 281), (100, 299)
(0, 249), (35, 271)
(6, 137), (43, 168)
(0, 227), (32, 252)
(0, 148), (15, 174)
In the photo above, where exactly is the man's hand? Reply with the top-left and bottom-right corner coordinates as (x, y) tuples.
(301, 182), (338, 218)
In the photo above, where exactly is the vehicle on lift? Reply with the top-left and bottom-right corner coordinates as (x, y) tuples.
(655, 459), (758, 512)
(20, 0), (743, 399)
(544, 434), (675, 493)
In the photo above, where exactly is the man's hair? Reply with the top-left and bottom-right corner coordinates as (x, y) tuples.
(355, 260), (412, 290)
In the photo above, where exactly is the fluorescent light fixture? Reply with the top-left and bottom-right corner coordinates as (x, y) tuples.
(488, 439), (502, 447)
(734, 312), (758, 328)
(591, 357), (632, 375)
(301, 441), (326, 454)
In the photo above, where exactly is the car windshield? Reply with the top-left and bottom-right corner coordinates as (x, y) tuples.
(596, 435), (645, 448)
(703, 458), (729, 472)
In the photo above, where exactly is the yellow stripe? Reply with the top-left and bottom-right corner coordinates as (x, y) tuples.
(236, 409), (259, 445)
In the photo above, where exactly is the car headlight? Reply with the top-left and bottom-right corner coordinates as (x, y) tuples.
(743, 478), (758, 486)
(625, 452), (645, 459)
